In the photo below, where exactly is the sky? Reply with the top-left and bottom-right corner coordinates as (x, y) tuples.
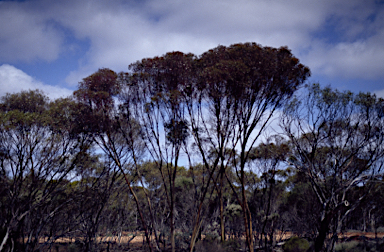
(0, 0), (384, 100)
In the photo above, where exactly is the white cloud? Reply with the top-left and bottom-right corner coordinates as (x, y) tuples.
(302, 4), (384, 80)
(46, 0), (328, 85)
(375, 89), (384, 99)
(55, 0), (384, 84)
(0, 1), (64, 62)
(0, 64), (73, 100)
(303, 36), (384, 80)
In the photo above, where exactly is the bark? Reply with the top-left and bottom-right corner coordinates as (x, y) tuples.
(189, 219), (202, 252)
(170, 189), (175, 252)
(241, 170), (254, 252)
(0, 227), (9, 252)
(240, 149), (254, 252)
(170, 153), (179, 252)
(219, 167), (225, 242)
(314, 215), (331, 252)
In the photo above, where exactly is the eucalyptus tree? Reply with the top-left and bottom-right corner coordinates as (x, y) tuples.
(184, 46), (240, 249)
(281, 84), (384, 252)
(193, 43), (310, 252)
(70, 42), (309, 252)
(124, 52), (196, 252)
(73, 68), (157, 251)
(0, 90), (90, 252)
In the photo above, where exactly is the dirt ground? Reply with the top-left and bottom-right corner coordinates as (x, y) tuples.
(338, 231), (384, 239)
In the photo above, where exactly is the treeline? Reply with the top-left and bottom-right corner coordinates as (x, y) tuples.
(1, 42), (384, 252)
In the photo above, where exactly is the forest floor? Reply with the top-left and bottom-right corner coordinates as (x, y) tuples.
(37, 231), (384, 251)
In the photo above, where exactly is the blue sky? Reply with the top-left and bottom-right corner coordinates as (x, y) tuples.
(0, 0), (384, 100)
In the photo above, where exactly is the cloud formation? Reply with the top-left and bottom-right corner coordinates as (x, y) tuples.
(0, 64), (73, 100)
(0, 0), (383, 90)
(0, 1), (64, 62)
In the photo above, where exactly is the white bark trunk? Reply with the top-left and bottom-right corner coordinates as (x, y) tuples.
(0, 227), (9, 251)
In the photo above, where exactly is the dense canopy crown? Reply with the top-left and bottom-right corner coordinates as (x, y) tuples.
(198, 43), (310, 102)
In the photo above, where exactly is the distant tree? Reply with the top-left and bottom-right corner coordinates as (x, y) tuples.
(247, 138), (290, 251)
(67, 154), (119, 251)
(281, 84), (384, 252)
(279, 170), (321, 238)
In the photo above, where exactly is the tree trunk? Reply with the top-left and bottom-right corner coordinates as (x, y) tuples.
(189, 219), (202, 252)
(315, 214), (331, 252)
(170, 197), (175, 252)
(240, 154), (254, 252)
(219, 169), (225, 242)
(0, 227), (9, 252)
(171, 155), (179, 252)
(241, 190), (254, 252)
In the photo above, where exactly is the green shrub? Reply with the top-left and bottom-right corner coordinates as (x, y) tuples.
(335, 240), (383, 252)
(282, 237), (310, 252)
(334, 241), (360, 252)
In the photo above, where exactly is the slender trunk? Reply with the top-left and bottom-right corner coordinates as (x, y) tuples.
(261, 178), (274, 251)
(242, 201), (254, 252)
(170, 194), (175, 252)
(189, 219), (202, 252)
(241, 181), (254, 252)
(219, 168), (225, 242)
(248, 206), (254, 252)
(240, 151), (254, 252)
(170, 154), (179, 252)
(0, 227), (9, 251)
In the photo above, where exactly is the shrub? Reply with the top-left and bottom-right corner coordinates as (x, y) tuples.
(335, 241), (361, 252)
(282, 237), (310, 252)
(68, 240), (83, 252)
(223, 239), (242, 251)
(195, 240), (226, 252)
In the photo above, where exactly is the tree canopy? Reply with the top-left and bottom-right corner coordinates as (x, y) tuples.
(1, 42), (383, 252)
